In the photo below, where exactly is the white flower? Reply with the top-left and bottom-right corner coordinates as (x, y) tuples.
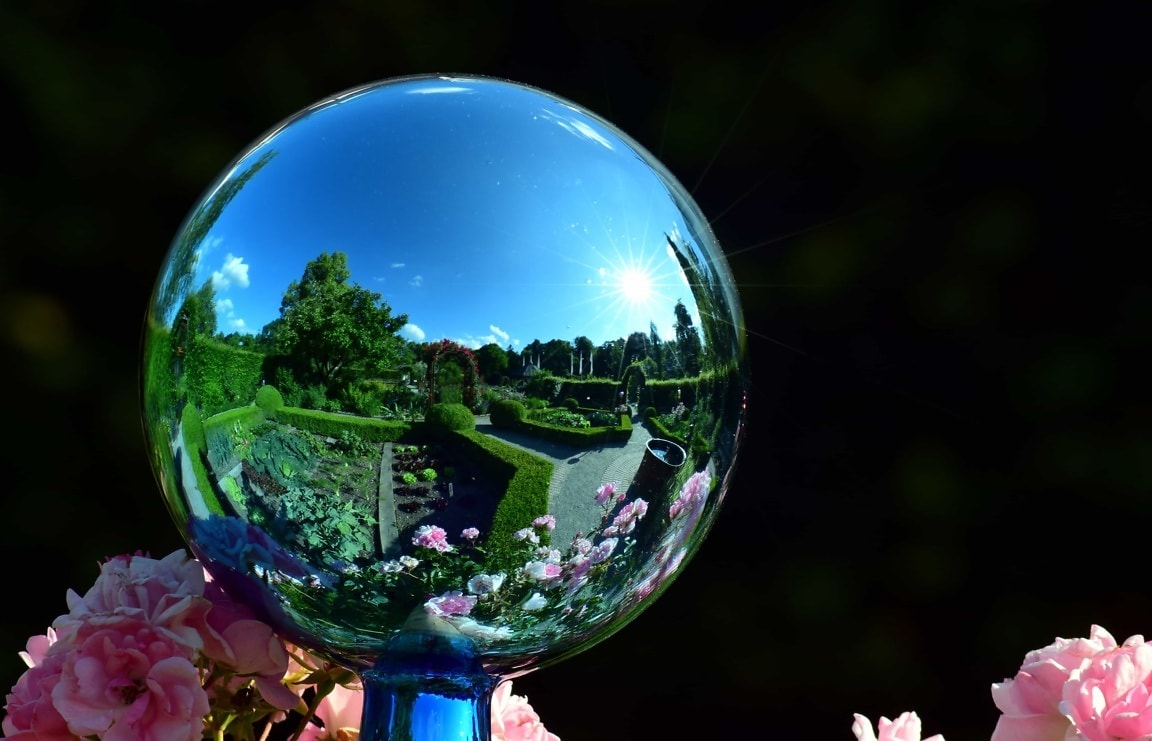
(467, 573), (506, 596)
(521, 593), (547, 611)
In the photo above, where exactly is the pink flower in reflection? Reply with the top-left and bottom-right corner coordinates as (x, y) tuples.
(594, 482), (617, 506)
(424, 591), (477, 617)
(602, 499), (648, 537)
(532, 515), (556, 531)
(412, 526), (453, 553)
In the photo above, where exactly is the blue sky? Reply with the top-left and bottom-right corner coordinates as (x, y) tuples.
(182, 76), (717, 352)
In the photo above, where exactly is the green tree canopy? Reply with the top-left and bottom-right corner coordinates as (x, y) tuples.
(475, 342), (509, 383)
(276, 251), (409, 388)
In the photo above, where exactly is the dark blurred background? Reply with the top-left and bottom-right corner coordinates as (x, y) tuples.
(1, 1), (1148, 738)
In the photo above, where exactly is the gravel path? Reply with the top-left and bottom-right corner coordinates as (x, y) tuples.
(473, 415), (653, 547)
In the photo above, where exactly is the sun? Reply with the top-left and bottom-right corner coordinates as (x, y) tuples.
(618, 265), (654, 305)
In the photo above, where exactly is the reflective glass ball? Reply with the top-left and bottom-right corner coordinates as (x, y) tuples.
(141, 75), (747, 676)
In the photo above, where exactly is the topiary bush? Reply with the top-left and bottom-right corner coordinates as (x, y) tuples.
(255, 384), (284, 413)
(644, 406), (658, 420)
(490, 399), (527, 428)
(425, 402), (475, 436)
(562, 397), (579, 412)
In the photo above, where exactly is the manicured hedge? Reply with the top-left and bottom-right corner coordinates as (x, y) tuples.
(184, 335), (265, 416)
(255, 384), (285, 413)
(453, 430), (553, 555)
(515, 413), (633, 446)
(275, 407), (412, 442)
(425, 402), (476, 437)
(490, 399), (527, 428)
(180, 403), (227, 516)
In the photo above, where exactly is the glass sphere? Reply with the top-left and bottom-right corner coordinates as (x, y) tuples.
(141, 74), (747, 677)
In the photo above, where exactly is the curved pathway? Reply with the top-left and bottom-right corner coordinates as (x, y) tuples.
(473, 414), (652, 547)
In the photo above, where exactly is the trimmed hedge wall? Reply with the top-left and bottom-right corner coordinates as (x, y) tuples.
(453, 430), (553, 561)
(557, 378), (620, 408)
(515, 413), (632, 447)
(185, 335), (265, 416)
(179, 403), (227, 516)
(275, 407), (412, 442)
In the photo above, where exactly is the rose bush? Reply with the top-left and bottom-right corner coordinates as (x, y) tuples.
(1, 550), (559, 741)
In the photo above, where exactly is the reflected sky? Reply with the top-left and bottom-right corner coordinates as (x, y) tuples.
(184, 76), (710, 350)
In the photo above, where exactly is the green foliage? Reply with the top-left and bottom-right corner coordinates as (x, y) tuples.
(276, 251), (409, 389)
(523, 370), (561, 404)
(274, 484), (378, 563)
(536, 409), (590, 429)
(248, 428), (315, 489)
(255, 385), (284, 413)
(561, 397), (579, 411)
(419, 467), (438, 482)
(523, 397), (548, 410)
(489, 399), (527, 428)
(644, 406), (657, 419)
(401, 471), (419, 486)
(336, 429), (377, 458)
(586, 410), (617, 427)
(425, 403), (475, 436)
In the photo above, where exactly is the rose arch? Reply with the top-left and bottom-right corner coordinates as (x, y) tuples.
(424, 339), (480, 409)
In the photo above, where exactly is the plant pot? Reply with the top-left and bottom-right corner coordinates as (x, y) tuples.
(634, 438), (687, 491)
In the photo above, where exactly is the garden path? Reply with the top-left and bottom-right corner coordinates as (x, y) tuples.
(473, 414), (653, 547)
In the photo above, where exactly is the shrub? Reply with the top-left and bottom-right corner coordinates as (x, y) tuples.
(562, 397), (579, 411)
(490, 399), (527, 428)
(425, 402), (475, 436)
(644, 406), (658, 420)
(255, 384), (284, 413)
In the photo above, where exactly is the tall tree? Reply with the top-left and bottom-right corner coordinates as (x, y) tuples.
(173, 279), (217, 351)
(277, 251), (409, 388)
(475, 342), (509, 383)
(648, 322), (664, 380)
(673, 300), (703, 376)
(593, 338), (625, 379)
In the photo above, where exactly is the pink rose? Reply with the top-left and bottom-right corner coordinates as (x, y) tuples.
(602, 499), (648, 537)
(1061, 632), (1152, 740)
(424, 591), (477, 617)
(49, 616), (209, 741)
(299, 683), (364, 741)
(594, 482), (616, 506)
(2, 634), (70, 740)
(491, 681), (560, 741)
(991, 624), (1117, 741)
(532, 515), (556, 531)
(412, 525), (454, 552)
(54, 549), (212, 655)
(852, 712), (944, 741)
(201, 572), (289, 681)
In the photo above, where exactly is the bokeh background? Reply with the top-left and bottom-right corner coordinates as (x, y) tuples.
(1, 1), (1147, 738)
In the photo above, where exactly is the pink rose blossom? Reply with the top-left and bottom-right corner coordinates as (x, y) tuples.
(54, 549), (212, 654)
(461, 527), (481, 540)
(1061, 632), (1152, 740)
(50, 617), (209, 741)
(3, 634), (70, 740)
(852, 712), (944, 741)
(424, 591), (478, 617)
(594, 482), (617, 506)
(991, 624), (1118, 741)
(588, 538), (617, 565)
(522, 561), (563, 583)
(299, 682), (364, 741)
(412, 525), (454, 552)
(513, 528), (540, 545)
(532, 515), (556, 531)
(602, 499), (648, 537)
(669, 469), (710, 529)
(491, 681), (560, 741)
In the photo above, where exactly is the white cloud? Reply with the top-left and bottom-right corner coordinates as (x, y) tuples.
(212, 253), (250, 290)
(215, 298), (234, 315)
(409, 275), (423, 288)
(229, 318), (247, 331)
(489, 325), (509, 343)
(401, 323), (426, 341)
(391, 262), (406, 269)
(454, 337), (482, 350)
